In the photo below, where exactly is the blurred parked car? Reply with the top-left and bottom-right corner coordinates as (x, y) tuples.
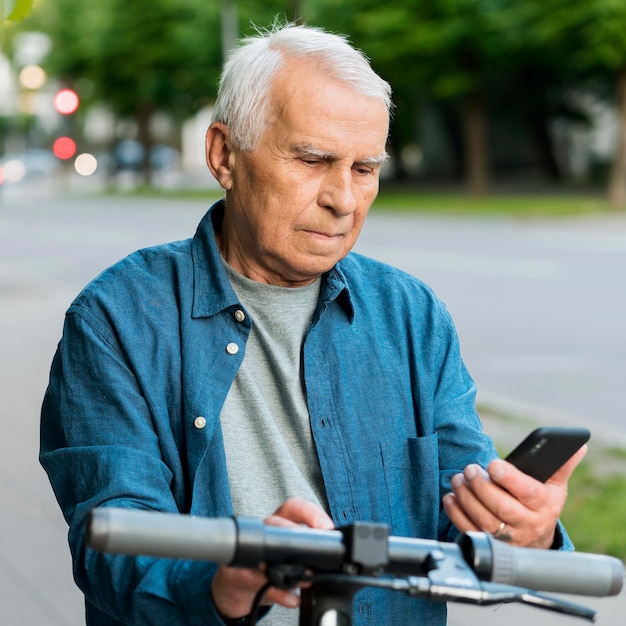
(112, 140), (181, 172)
(112, 140), (144, 171)
(0, 148), (60, 183)
(150, 144), (180, 170)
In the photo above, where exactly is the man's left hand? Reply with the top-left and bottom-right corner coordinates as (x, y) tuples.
(443, 445), (587, 548)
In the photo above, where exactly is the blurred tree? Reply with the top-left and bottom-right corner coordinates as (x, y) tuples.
(1, 0), (32, 22)
(310, 0), (626, 201)
(10, 0), (317, 182)
(14, 0), (626, 200)
(21, 0), (223, 183)
(574, 1), (626, 208)
(611, 65), (626, 207)
(311, 0), (521, 196)
(235, 0), (302, 30)
(485, 2), (591, 183)
(511, 0), (626, 206)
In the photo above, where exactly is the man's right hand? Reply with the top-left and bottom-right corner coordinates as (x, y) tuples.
(210, 498), (335, 620)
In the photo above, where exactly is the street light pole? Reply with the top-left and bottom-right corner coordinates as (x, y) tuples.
(291, 0), (303, 21)
(220, 0), (238, 61)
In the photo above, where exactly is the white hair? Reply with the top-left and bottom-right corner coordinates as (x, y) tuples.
(211, 22), (393, 150)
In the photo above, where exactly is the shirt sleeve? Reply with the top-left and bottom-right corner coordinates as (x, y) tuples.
(40, 304), (227, 625)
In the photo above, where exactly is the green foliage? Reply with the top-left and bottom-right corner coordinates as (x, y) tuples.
(561, 457), (626, 560)
(311, 0), (517, 99)
(14, 0), (306, 120)
(503, 0), (626, 78)
(237, 0), (296, 29)
(12, 0), (626, 127)
(1, 0), (32, 22)
(307, 0), (608, 186)
(22, 0), (223, 118)
(372, 189), (610, 217)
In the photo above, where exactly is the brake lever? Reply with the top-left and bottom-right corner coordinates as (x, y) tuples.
(297, 573), (596, 622)
(416, 578), (596, 622)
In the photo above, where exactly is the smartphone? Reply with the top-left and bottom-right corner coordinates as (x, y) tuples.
(505, 427), (590, 482)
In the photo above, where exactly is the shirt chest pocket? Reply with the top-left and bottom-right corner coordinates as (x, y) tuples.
(380, 433), (440, 539)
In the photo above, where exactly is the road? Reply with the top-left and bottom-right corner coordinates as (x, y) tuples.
(1, 181), (625, 624)
(355, 209), (626, 447)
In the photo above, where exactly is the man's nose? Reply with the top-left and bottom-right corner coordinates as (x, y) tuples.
(319, 167), (358, 215)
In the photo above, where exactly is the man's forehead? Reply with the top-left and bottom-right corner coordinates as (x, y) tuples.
(271, 58), (389, 121)
(266, 61), (389, 160)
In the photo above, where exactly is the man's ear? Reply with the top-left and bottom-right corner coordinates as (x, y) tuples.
(206, 122), (235, 190)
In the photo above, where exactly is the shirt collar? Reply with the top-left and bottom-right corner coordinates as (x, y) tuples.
(191, 199), (355, 322)
(320, 263), (355, 323)
(191, 200), (239, 318)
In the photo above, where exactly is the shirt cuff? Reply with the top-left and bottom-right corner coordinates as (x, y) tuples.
(550, 523), (565, 550)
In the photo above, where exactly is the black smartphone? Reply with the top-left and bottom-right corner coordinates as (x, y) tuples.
(505, 427), (590, 482)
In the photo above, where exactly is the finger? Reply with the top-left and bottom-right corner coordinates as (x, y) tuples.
(447, 478), (528, 545)
(487, 459), (547, 509)
(266, 497), (334, 529)
(547, 444), (587, 486)
(485, 461), (565, 547)
(442, 492), (482, 533)
(448, 468), (510, 533)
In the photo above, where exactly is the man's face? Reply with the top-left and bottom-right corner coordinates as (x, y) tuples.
(216, 58), (389, 287)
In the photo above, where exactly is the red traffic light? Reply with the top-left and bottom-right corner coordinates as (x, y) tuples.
(53, 136), (77, 160)
(54, 88), (79, 115)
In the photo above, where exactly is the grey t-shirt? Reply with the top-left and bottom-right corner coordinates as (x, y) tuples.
(220, 262), (329, 519)
(219, 264), (330, 625)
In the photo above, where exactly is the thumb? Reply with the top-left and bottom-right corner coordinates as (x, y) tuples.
(546, 444), (587, 486)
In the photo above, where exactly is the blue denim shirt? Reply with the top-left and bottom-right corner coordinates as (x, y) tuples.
(40, 201), (570, 625)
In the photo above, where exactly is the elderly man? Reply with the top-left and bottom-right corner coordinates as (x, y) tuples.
(40, 22), (584, 626)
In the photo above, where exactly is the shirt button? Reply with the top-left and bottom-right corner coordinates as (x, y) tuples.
(234, 309), (245, 322)
(194, 416), (206, 429)
(226, 342), (239, 355)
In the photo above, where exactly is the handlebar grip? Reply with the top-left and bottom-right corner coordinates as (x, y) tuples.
(87, 507), (238, 563)
(490, 538), (624, 596)
(460, 532), (624, 597)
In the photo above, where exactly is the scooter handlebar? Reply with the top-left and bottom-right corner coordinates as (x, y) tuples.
(86, 507), (624, 598)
